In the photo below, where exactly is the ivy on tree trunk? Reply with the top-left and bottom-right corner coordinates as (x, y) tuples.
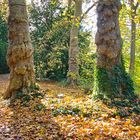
(94, 0), (134, 100)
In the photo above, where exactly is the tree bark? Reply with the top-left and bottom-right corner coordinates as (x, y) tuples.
(95, 0), (122, 69)
(3, 0), (35, 100)
(94, 0), (134, 99)
(68, 0), (72, 7)
(129, 1), (139, 75)
(67, 0), (82, 85)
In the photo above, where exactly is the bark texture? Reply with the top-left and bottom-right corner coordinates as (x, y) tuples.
(95, 0), (122, 69)
(94, 0), (134, 99)
(68, 0), (72, 7)
(67, 0), (82, 85)
(3, 0), (35, 100)
(129, 1), (139, 75)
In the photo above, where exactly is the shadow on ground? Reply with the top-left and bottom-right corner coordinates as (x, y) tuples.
(0, 99), (65, 140)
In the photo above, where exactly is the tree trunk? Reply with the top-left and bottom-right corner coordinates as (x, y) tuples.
(94, 0), (134, 99)
(67, 0), (82, 86)
(129, 1), (139, 75)
(68, 0), (72, 7)
(3, 0), (35, 100)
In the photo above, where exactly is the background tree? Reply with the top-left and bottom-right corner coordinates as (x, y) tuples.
(120, 0), (140, 93)
(4, 0), (35, 100)
(94, 0), (134, 99)
(29, 0), (70, 80)
(129, 0), (139, 75)
(67, 0), (82, 85)
(29, 0), (94, 87)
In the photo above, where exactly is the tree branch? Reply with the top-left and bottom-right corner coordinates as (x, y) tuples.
(80, 1), (98, 22)
(134, 2), (139, 12)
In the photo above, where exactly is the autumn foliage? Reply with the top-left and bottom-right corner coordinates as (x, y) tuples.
(0, 75), (140, 139)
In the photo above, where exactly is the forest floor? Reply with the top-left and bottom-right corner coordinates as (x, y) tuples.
(0, 74), (140, 140)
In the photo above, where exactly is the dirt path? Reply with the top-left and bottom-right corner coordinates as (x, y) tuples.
(39, 81), (83, 98)
(0, 74), (9, 98)
(0, 74), (82, 99)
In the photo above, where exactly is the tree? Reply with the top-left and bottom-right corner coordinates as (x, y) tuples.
(129, 0), (139, 75)
(29, 0), (70, 80)
(68, 0), (72, 7)
(29, 0), (92, 83)
(119, 1), (140, 92)
(3, 0), (35, 100)
(67, 0), (82, 85)
(94, 0), (134, 99)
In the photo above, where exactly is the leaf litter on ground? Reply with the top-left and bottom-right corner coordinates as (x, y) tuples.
(0, 75), (140, 140)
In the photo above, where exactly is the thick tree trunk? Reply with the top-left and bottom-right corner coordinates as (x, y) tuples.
(67, 0), (82, 85)
(3, 0), (35, 100)
(129, 1), (139, 75)
(96, 1), (122, 69)
(94, 0), (134, 99)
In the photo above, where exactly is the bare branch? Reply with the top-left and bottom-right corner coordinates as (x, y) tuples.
(134, 2), (139, 11)
(80, 1), (98, 22)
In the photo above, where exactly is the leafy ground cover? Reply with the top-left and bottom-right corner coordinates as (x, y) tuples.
(0, 74), (140, 140)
